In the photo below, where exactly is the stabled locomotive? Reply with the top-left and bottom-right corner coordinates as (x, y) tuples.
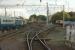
(0, 16), (24, 30)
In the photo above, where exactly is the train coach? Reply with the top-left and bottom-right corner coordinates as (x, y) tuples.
(0, 16), (24, 30)
(15, 17), (24, 28)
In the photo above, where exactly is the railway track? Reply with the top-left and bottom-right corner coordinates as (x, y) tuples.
(25, 25), (56, 50)
(0, 28), (25, 41)
(0, 23), (56, 50)
(0, 23), (38, 40)
(0, 23), (33, 40)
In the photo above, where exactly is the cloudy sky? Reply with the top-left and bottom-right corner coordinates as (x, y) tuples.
(0, 0), (75, 19)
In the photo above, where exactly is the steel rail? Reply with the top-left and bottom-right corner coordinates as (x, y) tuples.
(30, 31), (51, 50)
(29, 25), (56, 50)
(0, 26), (27, 41)
(30, 27), (52, 50)
(36, 35), (50, 49)
(43, 39), (51, 50)
(26, 32), (31, 50)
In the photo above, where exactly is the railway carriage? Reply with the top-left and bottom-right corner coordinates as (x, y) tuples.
(15, 17), (24, 28)
(0, 16), (24, 30)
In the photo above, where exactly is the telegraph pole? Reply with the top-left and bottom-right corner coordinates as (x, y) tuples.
(63, 5), (65, 28)
(14, 11), (15, 17)
(40, 0), (49, 26)
(46, 2), (49, 26)
(5, 7), (7, 17)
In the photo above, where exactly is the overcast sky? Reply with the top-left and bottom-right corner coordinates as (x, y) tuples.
(0, 0), (75, 19)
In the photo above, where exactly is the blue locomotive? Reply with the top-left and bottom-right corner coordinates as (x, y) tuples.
(0, 16), (24, 30)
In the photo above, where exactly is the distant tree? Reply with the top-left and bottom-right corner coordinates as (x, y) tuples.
(51, 11), (70, 24)
(68, 12), (75, 21)
(68, 12), (75, 17)
(29, 14), (46, 22)
(29, 14), (37, 22)
(18, 16), (24, 19)
(37, 15), (46, 21)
